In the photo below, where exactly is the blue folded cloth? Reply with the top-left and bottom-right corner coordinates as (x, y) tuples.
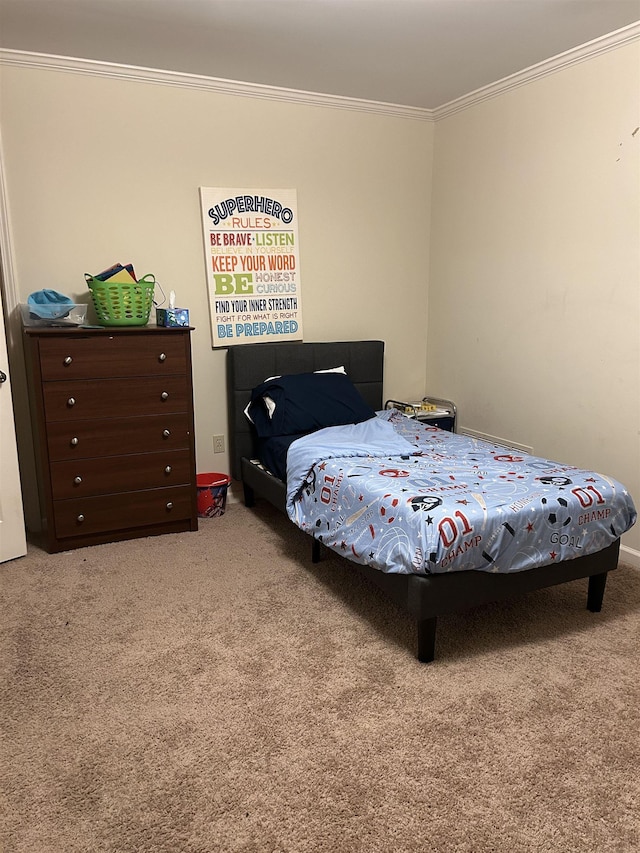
(28, 289), (75, 320)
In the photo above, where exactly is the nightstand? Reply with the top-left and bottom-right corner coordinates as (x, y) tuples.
(385, 396), (457, 432)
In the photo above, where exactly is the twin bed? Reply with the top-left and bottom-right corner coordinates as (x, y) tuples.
(227, 339), (636, 662)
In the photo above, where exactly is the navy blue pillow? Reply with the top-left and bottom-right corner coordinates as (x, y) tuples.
(248, 371), (375, 438)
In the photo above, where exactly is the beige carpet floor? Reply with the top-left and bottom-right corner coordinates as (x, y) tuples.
(1, 491), (639, 853)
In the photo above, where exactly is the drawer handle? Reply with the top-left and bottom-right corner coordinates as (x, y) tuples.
(159, 353), (167, 362)
(163, 429), (171, 438)
(166, 501), (174, 510)
(74, 476), (83, 485)
(64, 356), (73, 366)
(161, 391), (169, 401)
(77, 514), (85, 523)
(70, 437), (79, 446)
(67, 397), (76, 407)
(164, 465), (172, 474)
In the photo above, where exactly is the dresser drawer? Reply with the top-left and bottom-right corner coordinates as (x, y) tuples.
(38, 334), (188, 380)
(46, 413), (192, 461)
(42, 376), (190, 421)
(53, 485), (194, 539)
(50, 449), (192, 499)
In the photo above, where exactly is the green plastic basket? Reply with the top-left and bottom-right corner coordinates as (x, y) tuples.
(85, 273), (155, 326)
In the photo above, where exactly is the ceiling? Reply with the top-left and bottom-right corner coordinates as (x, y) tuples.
(1, 0), (639, 110)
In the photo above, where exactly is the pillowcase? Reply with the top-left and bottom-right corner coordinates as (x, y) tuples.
(244, 366), (346, 424)
(247, 371), (375, 438)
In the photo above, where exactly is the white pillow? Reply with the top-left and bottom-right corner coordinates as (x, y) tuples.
(314, 366), (346, 375)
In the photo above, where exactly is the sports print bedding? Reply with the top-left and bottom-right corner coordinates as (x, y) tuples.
(286, 408), (637, 576)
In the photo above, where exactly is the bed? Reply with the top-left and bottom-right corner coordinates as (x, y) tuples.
(227, 340), (636, 662)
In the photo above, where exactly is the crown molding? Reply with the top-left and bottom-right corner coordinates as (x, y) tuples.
(1, 20), (638, 123)
(0, 49), (434, 122)
(433, 21), (640, 120)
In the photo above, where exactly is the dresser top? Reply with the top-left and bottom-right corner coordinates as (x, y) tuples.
(24, 324), (194, 336)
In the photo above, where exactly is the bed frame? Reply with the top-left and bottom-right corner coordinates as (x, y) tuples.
(227, 340), (620, 662)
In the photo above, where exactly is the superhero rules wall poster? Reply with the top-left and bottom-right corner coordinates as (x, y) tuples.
(199, 187), (303, 348)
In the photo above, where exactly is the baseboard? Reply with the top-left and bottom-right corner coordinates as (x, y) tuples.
(620, 544), (640, 570)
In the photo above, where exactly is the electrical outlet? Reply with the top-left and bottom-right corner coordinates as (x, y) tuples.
(213, 434), (225, 454)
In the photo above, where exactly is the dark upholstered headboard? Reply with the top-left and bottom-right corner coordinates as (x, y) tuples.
(226, 340), (385, 481)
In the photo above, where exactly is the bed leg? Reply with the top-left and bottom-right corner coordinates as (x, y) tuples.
(417, 617), (437, 663)
(243, 483), (255, 508)
(312, 538), (321, 563)
(587, 571), (608, 612)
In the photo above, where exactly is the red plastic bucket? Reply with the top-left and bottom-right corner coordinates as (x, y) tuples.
(196, 472), (231, 518)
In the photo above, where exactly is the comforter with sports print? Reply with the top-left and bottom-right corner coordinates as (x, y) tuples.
(286, 410), (637, 575)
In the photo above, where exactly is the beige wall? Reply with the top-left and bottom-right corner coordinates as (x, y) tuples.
(428, 41), (640, 554)
(0, 65), (433, 527)
(2, 42), (638, 558)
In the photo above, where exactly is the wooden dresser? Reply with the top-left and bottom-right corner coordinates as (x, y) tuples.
(24, 326), (198, 553)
